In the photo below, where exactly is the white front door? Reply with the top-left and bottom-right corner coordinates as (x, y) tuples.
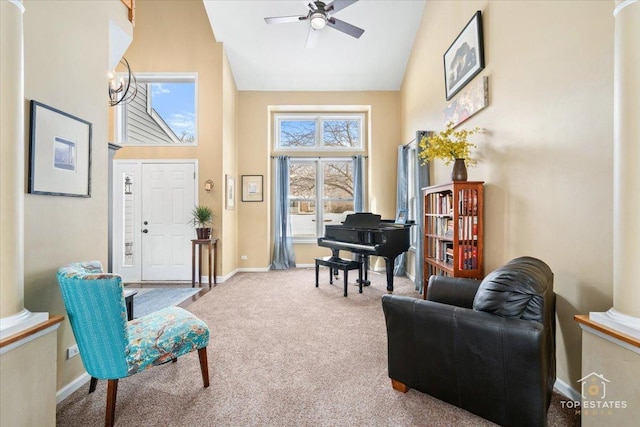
(141, 163), (195, 280)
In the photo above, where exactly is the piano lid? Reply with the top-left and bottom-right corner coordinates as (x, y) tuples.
(340, 212), (381, 229)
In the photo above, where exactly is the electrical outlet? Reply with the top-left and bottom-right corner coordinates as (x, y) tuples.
(241, 255), (247, 260)
(67, 344), (80, 359)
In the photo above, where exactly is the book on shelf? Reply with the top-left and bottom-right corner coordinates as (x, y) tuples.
(433, 193), (453, 215)
(458, 192), (479, 215)
(458, 245), (478, 270)
(458, 216), (478, 240)
(434, 217), (454, 237)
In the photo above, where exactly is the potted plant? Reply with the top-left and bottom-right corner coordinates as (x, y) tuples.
(418, 122), (479, 181)
(190, 205), (213, 239)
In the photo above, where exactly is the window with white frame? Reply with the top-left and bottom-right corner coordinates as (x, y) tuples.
(275, 111), (365, 240)
(275, 113), (364, 151)
(289, 158), (357, 240)
(116, 73), (198, 146)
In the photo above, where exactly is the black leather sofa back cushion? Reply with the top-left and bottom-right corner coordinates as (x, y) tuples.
(472, 256), (553, 322)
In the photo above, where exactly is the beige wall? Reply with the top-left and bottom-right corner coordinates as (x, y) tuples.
(581, 331), (639, 425)
(236, 91), (400, 267)
(401, 0), (614, 390)
(113, 0), (232, 275)
(21, 0), (131, 394)
(1, 330), (58, 426)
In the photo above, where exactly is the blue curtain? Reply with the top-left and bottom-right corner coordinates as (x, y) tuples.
(414, 131), (431, 293)
(393, 146), (409, 276)
(352, 155), (365, 212)
(271, 156), (296, 270)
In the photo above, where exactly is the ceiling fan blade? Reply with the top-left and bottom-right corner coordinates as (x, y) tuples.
(327, 17), (364, 38)
(307, 1), (318, 10)
(264, 15), (306, 25)
(326, 0), (358, 14)
(305, 27), (320, 48)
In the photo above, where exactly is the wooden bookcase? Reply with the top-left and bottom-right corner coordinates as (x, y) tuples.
(423, 181), (484, 298)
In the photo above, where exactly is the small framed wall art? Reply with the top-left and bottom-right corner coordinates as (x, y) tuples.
(28, 100), (92, 197)
(225, 174), (235, 210)
(443, 10), (485, 101)
(241, 175), (264, 202)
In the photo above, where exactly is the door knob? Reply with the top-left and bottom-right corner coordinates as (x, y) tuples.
(142, 229), (148, 233)
(143, 221), (148, 225)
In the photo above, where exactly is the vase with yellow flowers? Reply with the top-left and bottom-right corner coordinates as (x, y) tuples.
(418, 122), (479, 181)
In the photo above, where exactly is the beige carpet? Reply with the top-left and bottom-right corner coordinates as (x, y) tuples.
(56, 268), (579, 426)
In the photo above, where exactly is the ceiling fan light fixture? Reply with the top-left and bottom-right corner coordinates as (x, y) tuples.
(310, 12), (326, 30)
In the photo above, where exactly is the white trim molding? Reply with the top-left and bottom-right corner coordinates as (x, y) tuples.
(554, 378), (581, 402)
(56, 372), (91, 404)
(614, 0), (638, 16)
(589, 308), (640, 340)
(0, 309), (48, 341)
(578, 321), (640, 355)
(7, 0), (25, 13)
(0, 320), (59, 355)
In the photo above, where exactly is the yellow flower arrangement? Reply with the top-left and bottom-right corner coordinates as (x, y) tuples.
(418, 122), (479, 166)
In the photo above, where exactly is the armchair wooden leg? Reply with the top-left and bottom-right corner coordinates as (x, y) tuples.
(198, 347), (210, 388)
(391, 379), (409, 393)
(105, 379), (118, 427)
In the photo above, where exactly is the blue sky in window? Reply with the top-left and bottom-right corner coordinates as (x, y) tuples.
(150, 82), (195, 141)
(280, 120), (315, 146)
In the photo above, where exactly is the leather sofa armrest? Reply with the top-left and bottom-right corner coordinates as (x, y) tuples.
(426, 276), (481, 308)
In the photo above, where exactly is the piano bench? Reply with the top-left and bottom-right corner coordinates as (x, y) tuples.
(315, 256), (363, 297)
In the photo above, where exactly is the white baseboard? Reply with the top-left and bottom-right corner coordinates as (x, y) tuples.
(236, 267), (270, 273)
(554, 377), (581, 401)
(57, 372), (90, 404)
(295, 263), (314, 268)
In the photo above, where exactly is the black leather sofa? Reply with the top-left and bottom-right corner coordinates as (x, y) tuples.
(382, 257), (555, 427)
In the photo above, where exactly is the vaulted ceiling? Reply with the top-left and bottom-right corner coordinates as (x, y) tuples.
(203, 0), (425, 91)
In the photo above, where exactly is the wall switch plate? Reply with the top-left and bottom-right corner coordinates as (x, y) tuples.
(67, 345), (80, 359)
(241, 255), (247, 260)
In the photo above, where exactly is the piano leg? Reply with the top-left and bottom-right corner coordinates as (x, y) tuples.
(331, 249), (340, 277)
(384, 257), (395, 294)
(357, 255), (371, 286)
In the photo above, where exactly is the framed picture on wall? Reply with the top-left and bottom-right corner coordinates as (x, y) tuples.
(443, 10), (485, 101)
(28, 100), (92, 197)
(241, 175), (263, 202)
(225, 174), (235, 210)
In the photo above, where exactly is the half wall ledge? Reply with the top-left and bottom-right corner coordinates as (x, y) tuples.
(0, 314), (64, 355)
(575, 314), (640, 355)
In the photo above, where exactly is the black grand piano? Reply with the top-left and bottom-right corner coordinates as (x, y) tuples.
(317, 212), (412, 293)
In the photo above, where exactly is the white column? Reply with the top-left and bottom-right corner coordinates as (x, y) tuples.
(0, 0), (25, 319)
(590, 0), (640, 337)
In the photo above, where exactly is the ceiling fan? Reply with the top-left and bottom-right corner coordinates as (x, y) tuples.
(264, 0), (365, 48)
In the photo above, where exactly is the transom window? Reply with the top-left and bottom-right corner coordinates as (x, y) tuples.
(289, 158), (356, 240)
(275, 114), (364, 151)
(116, 73), (198, 146)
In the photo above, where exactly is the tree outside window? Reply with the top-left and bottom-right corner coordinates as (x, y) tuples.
(289, 159), (354, 239)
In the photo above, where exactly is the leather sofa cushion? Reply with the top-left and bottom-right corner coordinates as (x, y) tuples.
(472, 256), (552, 322)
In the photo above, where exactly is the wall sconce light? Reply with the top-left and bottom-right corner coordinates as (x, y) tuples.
(108, 57), (138, 107)
(204, 179), (214, 193)
(124, 176), (132, 194)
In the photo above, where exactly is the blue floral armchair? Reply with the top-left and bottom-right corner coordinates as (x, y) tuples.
(57, 261), (210, 427)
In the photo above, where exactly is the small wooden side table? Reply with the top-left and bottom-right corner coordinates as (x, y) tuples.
(191, 238), (218, 288)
